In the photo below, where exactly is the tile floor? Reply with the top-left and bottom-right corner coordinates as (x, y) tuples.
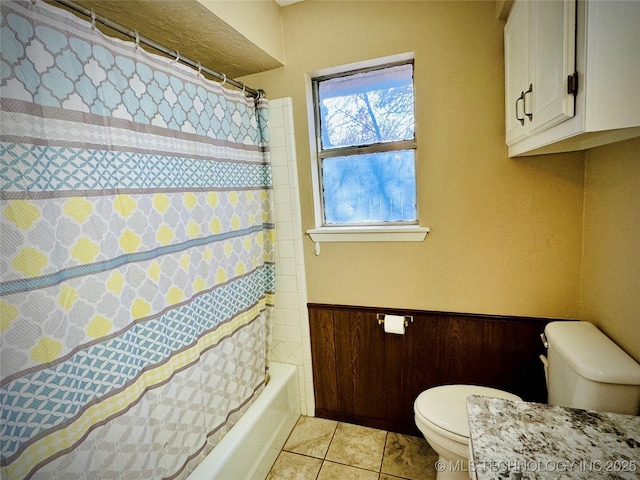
(266, 416), (439, 480)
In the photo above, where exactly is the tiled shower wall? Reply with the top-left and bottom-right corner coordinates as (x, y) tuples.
(268, 98), (315, 416)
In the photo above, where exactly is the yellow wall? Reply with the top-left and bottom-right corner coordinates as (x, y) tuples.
(242, 0), (585, 319)
(581, 137), (640, 361)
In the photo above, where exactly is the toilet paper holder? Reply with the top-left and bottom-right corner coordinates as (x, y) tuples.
(376, 314), (413, 328)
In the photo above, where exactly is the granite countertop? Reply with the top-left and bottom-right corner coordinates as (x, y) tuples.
(466, 395), (640, 480)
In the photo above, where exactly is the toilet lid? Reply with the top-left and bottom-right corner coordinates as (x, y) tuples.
(415, 385), (521, 438)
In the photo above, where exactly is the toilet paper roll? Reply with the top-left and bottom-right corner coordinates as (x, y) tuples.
(384, 315), (405, 335)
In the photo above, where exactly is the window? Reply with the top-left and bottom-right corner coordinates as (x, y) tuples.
(307, 55), (429, 243)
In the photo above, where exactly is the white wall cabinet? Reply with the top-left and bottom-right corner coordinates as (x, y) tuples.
(505, 0), (640, 157)
(504, 0), (531, 146)
(505, 0), (576, 146)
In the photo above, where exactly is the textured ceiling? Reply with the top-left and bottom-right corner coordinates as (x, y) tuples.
(50, 0), (283, 79)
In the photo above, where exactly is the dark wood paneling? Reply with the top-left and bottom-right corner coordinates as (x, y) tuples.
(308, 307), (338, 412)
(351, 310), (386, 418)
(383, 324), (405, 424)
(513, 320), (549, 403)
(482, 318), (519, 389)
(405, 313), (444, 416)
(334, 308), (353, 413)
(442, 316), (485, 384)
(308, 303), (564, 435)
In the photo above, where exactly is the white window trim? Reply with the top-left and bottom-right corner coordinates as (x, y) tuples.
(304, 52), (429, 243)
(307, 225), (430, 243)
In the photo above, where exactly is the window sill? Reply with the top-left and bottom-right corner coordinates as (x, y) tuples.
(306, 226), (430, 243)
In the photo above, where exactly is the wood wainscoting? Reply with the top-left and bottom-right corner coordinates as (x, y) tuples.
(308, 303), (564, 435)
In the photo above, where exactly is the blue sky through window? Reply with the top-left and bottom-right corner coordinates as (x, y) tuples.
(322, 150), (416, 224)
(317, 62), (417, 225)
(319, 63), (414, 149)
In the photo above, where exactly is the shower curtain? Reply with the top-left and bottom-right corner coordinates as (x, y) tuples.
(0, 1), (274, 479)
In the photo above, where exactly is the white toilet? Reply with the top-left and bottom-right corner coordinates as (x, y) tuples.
(543, 321), (640, 415)
(414, 321), (640, 480)
(414, 385), (520, 480)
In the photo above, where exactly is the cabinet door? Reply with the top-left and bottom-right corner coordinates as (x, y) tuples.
(528, 0), (576, 135)
(504, 0), (529, 145)
(585, 0), (640, 131)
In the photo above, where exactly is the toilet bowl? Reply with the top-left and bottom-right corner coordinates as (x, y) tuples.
(414, 385), (521, 480)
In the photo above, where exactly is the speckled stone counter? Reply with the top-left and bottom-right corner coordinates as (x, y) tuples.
(466, 395), (640, 479)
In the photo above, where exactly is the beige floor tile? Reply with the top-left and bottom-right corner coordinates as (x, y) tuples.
(380, 475), (410, 480)
(317, 461), (380, 480)
(325, 422), (387, 471)
(284, 416), (338, 458)
(381, 432), (438, 480)
(266, 451), (323, 480)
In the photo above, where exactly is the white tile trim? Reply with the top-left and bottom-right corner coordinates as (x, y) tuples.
(268, 98), (315, 416)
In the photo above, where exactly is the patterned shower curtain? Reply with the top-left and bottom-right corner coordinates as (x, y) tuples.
(0, 1), (275, 478)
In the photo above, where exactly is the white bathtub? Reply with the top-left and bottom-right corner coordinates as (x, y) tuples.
(187, 362), (300, 480)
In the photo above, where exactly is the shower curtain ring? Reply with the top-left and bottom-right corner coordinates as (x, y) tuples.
(90, 9), (96, 29)
(133, 30), (140, 49)
(242, 83), (246, 95)
(197, 62), (202, 77)
(221, 74), (226, 86)
(173, 51), (180, 63)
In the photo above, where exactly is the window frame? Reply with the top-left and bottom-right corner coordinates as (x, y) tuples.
(305, 53), (429, 243)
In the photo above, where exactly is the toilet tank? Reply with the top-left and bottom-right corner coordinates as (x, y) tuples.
(544, 321), (640, 415)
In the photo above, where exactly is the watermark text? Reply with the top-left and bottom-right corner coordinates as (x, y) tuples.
(434, 459), (637, 475)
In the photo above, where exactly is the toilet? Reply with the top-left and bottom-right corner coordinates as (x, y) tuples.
(414, 321), (640, 480)
(414, 385), (520, 480)
(543, 321), (640, 415)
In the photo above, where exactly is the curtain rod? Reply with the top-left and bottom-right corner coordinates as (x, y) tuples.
(53, 0), (262, 99)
